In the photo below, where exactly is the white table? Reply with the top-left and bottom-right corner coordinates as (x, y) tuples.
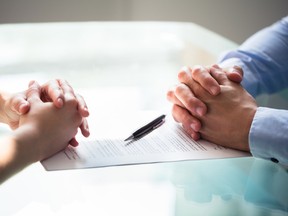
(0, 22), (287, 216)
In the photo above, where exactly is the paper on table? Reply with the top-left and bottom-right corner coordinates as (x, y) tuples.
(41, 116), (251, 171)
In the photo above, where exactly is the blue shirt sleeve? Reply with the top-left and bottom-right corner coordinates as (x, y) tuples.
(219, 16), (288, 97)
(250, 107), (288, 166)
(218, 17), (288, 165)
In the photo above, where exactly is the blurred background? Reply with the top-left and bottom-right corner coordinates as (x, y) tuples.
(0, 0), (287, 44)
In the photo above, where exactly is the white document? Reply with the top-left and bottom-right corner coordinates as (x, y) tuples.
(41, 114), (251, 171)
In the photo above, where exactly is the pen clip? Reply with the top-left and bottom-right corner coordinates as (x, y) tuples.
(124, 115), (166, 142)
(152, 119), (165, 130)
(138, 118), (165, 139)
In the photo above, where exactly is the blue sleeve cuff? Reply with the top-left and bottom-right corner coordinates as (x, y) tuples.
(249, 107), (288, 165)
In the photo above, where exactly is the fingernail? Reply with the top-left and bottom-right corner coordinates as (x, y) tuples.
(196, 107), (205, 116)
(210, 86), (220, 95)
(190, 123), (198, 131)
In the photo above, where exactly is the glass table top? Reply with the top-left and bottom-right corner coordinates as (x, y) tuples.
(0, 22), (287, 216)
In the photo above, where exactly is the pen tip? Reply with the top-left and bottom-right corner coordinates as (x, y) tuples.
(124, 135), (133, 141)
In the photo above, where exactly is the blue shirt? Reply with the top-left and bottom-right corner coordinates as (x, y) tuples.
(219, 17), (288, 165)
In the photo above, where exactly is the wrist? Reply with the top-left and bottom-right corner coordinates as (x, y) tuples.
(0, 129), (36, 183)
(12, 125), (41, 163)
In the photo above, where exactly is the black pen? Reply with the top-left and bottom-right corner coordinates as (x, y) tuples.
(124, 114), (166, 141)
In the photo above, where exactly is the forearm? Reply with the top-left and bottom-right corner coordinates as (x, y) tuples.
(0, 127), (36, 184)
(219, 17), (288, 97)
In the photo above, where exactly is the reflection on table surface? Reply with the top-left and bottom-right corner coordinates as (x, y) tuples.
(0, 22), (287, 215)
(172, 158), (288, 215)
(1, 158), (287, 215)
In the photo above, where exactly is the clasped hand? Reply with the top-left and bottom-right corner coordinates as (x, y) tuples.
(167, 65), (257, 152)
(1, 79), (90, 149)
(0, 79), (91, 183)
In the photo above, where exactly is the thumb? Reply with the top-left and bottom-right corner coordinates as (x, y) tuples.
(26, 80), (41, 103)
(226, 65), (244, 83)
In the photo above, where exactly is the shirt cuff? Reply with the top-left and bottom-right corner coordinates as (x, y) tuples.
(249, 107), (288, 165)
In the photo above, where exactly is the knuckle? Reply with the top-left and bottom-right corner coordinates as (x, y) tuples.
(174, 84), (183, 96)
(191, 65), (203, 77)
(186, 98), (202, 113)
(191, 83), (202, 96)
(186, 97), (197, 107)
(202, 75), (213, 85)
